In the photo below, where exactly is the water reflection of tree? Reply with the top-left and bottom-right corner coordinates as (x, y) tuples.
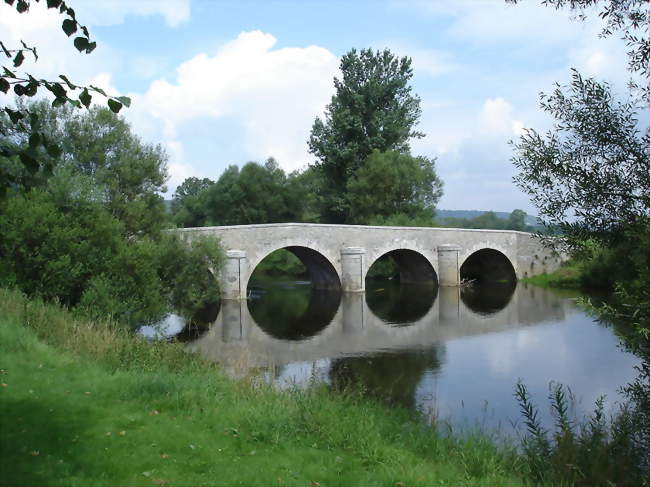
(366, 281), (436, 324)
(248, 283), (340, 340)
(329, 346), (445, 410)
(461, 282), (515, 316)
(173, 301), (221, 342)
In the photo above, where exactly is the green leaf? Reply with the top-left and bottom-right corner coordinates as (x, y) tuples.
(4, 1), (16, 8)
(3, 67), (15, 78)
(0, 41), (10, 58)
(86, 41), (97, 54)
(46, 82), (66, 99)
(73, 36), (88, 53)
(4, 108), (25, 123)
(89, 85), (106, 96)
(59, 74), (76, 90)
(116, 96), (131, 107)
(13, 50), (25, 67)
(62, 18), (76, 37)
(79, 88), (91, 108)
(13, 83), (25, 96)
(0, 78), (9, 94)
(51, 97), (66, 108)
(16, 0), (28, 13)
(107, 99), (123, 113)
(25, 81), (38, 97)
(46, 0), (62, 8)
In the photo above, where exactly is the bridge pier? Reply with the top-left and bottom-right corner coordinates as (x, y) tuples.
(341, 246), (365, 292)
(221, 250), (247, 300)
(437, 244), (461, 286)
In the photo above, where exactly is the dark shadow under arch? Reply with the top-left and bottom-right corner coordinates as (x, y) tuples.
(460, 248), (516, 284)
(365, 249), (437, 324)
(366, 249), (438, 285)
(249, 246), (341, 291)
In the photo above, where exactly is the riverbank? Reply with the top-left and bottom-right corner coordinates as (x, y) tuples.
(519, 260), (582, 289)
(0, 288), (532, 487)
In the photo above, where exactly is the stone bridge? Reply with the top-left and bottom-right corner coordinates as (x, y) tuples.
(177, 223), (562, 299)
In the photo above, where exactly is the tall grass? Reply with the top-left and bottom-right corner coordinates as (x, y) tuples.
(514, 380), (646, 486)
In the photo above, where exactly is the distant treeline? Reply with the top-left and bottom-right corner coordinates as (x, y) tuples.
(435, 209), (539, 232)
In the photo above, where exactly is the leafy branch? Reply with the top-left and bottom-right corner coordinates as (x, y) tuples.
(1, 0), (132, 196)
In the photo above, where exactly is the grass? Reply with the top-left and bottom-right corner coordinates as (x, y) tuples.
(0, 288), (533, 487)
(519, 260), (582, 289)
(514, 380), (646, 487)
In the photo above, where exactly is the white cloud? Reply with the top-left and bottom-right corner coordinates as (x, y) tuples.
(401, 0), (595, 46)
(134, 30), (339, 171)
(0, 2), (122, 93)
(478, 97), (523, 137)
(165, 140), (197, 190)
(73, 0), (190, 27)
(378, 41), (458, 78)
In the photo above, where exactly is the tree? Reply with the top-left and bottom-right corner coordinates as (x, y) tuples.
(171, 176), (215, 228)
(347, 150), (443, 225)
(506, 209), (528, 231)
(200, 159), (307, 226)
(308, 48), (423, 223)
(2, 99), (169, 237)
(1, 0), (131, 196)
(512, 71), (649, 244)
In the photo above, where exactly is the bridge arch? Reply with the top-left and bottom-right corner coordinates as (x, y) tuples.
(365, 248), (438, 286)
(460, 247), (517, 283)
(246, 245), (341, 292)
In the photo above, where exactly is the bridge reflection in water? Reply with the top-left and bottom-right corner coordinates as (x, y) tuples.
(185, 281), (641, 435)
(188, 283), (571, 375)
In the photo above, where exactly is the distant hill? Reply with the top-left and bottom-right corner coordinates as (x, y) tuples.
(436, 209), (539, 226)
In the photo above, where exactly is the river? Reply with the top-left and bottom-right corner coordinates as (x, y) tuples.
(145, 279), (642, 439)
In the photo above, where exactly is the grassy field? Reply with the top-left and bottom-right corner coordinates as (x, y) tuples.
(0, 288), (534, 487)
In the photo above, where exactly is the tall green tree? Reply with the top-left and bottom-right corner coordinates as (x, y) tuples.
(2, 99), (168, 237)
(347, 150), (442, 225)
(308, 48), (423, 223)
(171, 176), (215, 228)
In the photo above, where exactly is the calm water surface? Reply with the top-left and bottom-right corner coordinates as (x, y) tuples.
(170, 280), (641, 436)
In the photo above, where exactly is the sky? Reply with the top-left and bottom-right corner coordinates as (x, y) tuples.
(0, 0), (634, 213)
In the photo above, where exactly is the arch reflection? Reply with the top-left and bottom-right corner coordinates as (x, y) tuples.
(247, 282), (341, 341)
(365, 249), (437, 325)
(366, 281), (437, 325)
(461, 281), (516, 316)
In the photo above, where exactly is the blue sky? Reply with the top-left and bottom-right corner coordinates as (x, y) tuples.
(1, 0), (632, 212)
